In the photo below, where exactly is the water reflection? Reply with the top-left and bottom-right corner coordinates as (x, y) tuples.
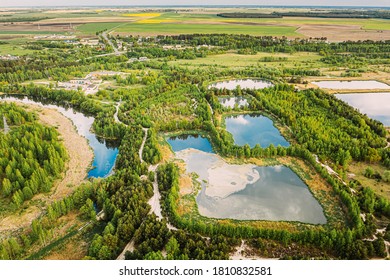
(335, 92), (390, 126)
(167, 134), (214, 153)
(313, 80), (390, 90)
(209, 79), (273, 90)
(175, 149), (326, 224)
(218, 96), (249, 108)
(225, 114), (290, 148)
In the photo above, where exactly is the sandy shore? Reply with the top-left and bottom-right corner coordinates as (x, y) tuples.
(175, 149), (260, 199)
(0, 102), (93, 233)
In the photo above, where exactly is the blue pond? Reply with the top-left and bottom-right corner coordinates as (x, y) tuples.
(167, 134), (214, 153)
(225, 114), (290, 148)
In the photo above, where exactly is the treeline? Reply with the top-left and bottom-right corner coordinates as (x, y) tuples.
(217, 13), (281, 18)
(26, 41), (75, 50)
(0, 103), (67, 206)
(272, 10), (390, 19)
(156, 34), (390, 55)
(217, 10), (390, 19)
(0, 17), (51, 22)
(127, 46), (210, 60)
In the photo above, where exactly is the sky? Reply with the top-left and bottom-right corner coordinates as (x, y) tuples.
(0, 0), (389, 8)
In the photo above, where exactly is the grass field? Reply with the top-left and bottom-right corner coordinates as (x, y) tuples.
(168, 51), (325, 70)
(76, 22), (128, 34)
(348, 162), (390, 201)
(0, 38), (35, 55)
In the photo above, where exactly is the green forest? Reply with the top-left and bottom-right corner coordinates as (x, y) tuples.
(0, 103), (67, 208)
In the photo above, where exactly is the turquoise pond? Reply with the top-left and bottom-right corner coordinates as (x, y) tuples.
(225, 114), (290, 148)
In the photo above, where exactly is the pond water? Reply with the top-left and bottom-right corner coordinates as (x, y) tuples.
(167, 134), (214, 153)
(225, 114), (289, 148)
(312, 80), (390, 90)
(0, 96), (119, 178)
(209, 79), (273, 90)
(218, 96), (249, 108)
(335, 92), (390, 126)
(175, 149), (326, 224)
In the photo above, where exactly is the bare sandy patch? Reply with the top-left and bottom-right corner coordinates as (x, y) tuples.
(0, 103), (93, 233)
(175, 149), (260, 199)
(179, 174), (192, 196)
(207, 161), (260, 198)
(35, 105), (93, 200)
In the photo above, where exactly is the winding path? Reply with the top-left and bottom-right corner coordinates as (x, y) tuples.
(115, 102), (176, 260)
(147, 163), (163, 219)
(139, 128), (148, 164)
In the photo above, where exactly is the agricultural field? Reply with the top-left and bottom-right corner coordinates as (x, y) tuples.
(0, 6), (390, 262)
(0, 8), (390, 41)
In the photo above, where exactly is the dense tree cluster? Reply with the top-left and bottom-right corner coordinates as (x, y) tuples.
(0, 103), (67, 206)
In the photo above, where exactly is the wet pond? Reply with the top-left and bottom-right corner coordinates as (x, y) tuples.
(225, 114), (289, 148)
(218, 96), (249, 108)
(312, 80), (390, 90)
(0, 96), (119, 178)
(209, 79), (273, 90)
(167, 134), (214, 153)
(335, 92), (390, 126)
(174, 149), (326, 224)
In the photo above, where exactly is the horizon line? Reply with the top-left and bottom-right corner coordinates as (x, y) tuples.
(1, 5), (390, 8)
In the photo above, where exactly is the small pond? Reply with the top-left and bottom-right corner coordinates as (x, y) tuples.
(225, 114), (289, 148)
(167, 134), (214, 153)
(209, 79), (273, 90)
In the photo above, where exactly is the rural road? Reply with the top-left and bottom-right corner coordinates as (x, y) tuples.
(102, 31), (120, 54)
